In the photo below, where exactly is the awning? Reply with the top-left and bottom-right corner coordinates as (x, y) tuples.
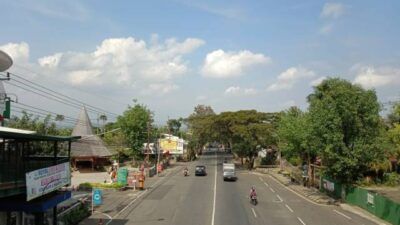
(0, 191), (71, 212)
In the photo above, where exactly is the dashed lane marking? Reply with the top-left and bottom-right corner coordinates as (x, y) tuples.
(269, 187), (275, 193)
(251, 208), (257, 218)
(264, 182), (269, 187)
(297, 217), (306, 225)
(285, 204), (294, 212)
(333, 210), (352, 220)
(276, 194), (283, 202)
(259, 177), (263, 182)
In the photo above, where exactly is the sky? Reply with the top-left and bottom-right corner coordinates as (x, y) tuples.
(0, 0), (399, 125)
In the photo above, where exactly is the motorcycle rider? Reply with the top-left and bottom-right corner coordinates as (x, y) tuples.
(183, 166), (189, 176)
(250, 186), (257, 199)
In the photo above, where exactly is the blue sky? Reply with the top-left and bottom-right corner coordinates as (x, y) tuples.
(0, 0), (399, 124)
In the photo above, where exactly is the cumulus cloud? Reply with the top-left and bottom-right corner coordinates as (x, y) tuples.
(353, 66), (400, 89)
(319, 24), (333, 34)
(0, 42), (30, 63)
(141, 83), (179, 96)
(224, 86), (258, 96)
(310, 76), (327, 86)
(267, 67), (315, 91)
(33, 37), (203, 94)
(201, 49), (270, 78)
(321, 3), (345, 19)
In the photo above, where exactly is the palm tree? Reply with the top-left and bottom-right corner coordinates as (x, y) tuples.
(55, 114), (65, 127)
(99, 114), (107, 133)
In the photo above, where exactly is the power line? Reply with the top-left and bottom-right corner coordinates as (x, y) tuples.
(13, 64), (128, 107)
(11, 109), (80, 127)
(1, 74), (117, 118)
(8, 72), (119, 116)
(12, 106), (91, 127)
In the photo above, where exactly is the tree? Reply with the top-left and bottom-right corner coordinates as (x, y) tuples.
(8, 111), (58, 135)
(99, 114), (107, 132)
(167, 118), (183, 136)
(117, 102), (153, 157)
(278, 107), (313, 164)
(185, 105), (216, 154)
(307, 78), (385, 183)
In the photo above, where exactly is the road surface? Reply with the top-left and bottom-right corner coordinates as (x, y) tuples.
(103, 151), (378, 225)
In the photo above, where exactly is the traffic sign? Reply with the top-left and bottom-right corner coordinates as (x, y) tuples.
(93, 189), (103, 206)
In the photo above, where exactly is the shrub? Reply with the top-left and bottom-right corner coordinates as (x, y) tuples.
(383, 172), (400, 186)
(78, 182), (125, 190)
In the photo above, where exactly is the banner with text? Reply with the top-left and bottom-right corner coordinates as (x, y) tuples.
(26, 162), (71, 201)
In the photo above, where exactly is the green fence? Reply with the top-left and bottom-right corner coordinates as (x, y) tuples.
(320, 177), (400, 225)
(345, 186), (400, 225)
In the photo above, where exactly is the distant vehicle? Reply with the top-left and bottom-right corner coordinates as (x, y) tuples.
(195, 165), (207, 176)
(223, 163), (236, 181)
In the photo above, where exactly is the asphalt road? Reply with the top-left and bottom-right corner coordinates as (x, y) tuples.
(108, 150), (378, 225)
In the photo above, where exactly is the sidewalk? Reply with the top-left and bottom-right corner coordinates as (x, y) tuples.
(257, 167), (336, 205)
(78, 163), (183, 225)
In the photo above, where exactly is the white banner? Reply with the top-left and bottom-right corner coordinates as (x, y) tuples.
(26, 162), (71, 201)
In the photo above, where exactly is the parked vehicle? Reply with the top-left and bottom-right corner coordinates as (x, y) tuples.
(195, 165), (207, 176)
(223, 163), (236, 181)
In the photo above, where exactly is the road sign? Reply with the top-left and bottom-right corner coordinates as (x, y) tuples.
(93, 189), (103, 206)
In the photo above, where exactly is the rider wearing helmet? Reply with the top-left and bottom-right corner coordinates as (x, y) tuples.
(250, 186), (257, 198)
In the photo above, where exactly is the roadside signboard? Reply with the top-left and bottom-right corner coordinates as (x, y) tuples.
(322, 179), (335, 192)
(93, 189), (103, 206)
(26, 162), (70, 201)
(367, 193), (374, 205)
(160, 138), (185, 155)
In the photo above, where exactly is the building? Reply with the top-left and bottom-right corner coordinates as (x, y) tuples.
(71, 107), (112, 170)
(0, 127), (80, 225)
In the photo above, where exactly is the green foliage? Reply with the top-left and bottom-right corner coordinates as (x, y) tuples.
(78, 182), (125, 190)
(383, 172), (400, 186)
(167, 118), (183, 136)
(60, 204), (90, 225)
(7, 111), (68, 135)
(307, 78), (385, 183)
(278, 106), (312, 162)
(117, 101), (152, 157)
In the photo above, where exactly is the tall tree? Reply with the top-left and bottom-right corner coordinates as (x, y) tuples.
(167, 118), (183, 136)
(307, 78), (385, 183)
(117, 102), (153, 157)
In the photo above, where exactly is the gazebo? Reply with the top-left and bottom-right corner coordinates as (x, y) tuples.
(71, 107), (112, 170)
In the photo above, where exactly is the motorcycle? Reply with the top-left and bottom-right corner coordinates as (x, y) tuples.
(250, 195), (258, 205)
(183, 169), (189, 176)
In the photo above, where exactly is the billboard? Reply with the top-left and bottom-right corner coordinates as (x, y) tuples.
(160, 138), (185, 155)
(26, 162), (71, 201)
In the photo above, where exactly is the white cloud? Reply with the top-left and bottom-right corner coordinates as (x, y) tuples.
(353, 66), (400, 89)
(38, 53), (62, 68)
(0, 42), (29, 63)
(141, 83), (179, 96)
(224, 86), (258, 96)
(201, 49), (270, 78)
(310, 76), (327, 86)
(32, 37), (204, 93)
(267, 67), (315, 91)
(321, 3), (345, 19)
(319, 24), (333, 34)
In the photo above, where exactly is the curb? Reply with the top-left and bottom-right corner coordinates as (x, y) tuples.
(266, 171), (335, 205)
(339, 203), (391, 225)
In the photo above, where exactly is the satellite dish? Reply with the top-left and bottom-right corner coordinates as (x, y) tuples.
(0, 50), (13, 72)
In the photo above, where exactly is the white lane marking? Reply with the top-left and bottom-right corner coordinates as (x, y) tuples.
(251, 208), (257, 218)
(333, 210), (352, 220)
(211, 151), (217, 225)
(113, 166), (177, 219)
(276, 194), (283, 202)
(94, 211), (113, 225)
(258, 172), (328, 207)
(297, 217), (306, 225)
(285, 204), (294, 213)
(269, 187), (275, 193)
(258, 176), (263, 182)
(263, 182), (269, 187)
